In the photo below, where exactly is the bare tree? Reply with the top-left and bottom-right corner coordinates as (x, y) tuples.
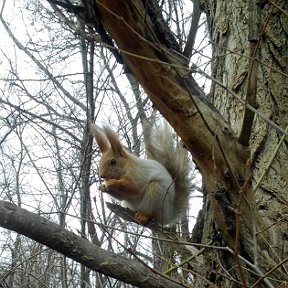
(0, 0), (287, 287)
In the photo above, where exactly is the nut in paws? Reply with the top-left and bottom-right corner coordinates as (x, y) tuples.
(99, 182), (108, 192)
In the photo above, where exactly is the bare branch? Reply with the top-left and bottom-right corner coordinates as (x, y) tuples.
(0, 201), (186, 288)
(238, 0), (260, 146)
(183, 0), (201, 60)
(0, 13), (86, 112)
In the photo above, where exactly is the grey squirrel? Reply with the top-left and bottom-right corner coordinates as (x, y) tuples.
(90, 121), (191, 225)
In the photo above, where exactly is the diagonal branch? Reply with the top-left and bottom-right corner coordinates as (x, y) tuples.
(238, 0), (260, 146)
(183, 0), (201, 60)
(46, 0), (84, 13)
(0, 201), (186, 288)
(91, 0), (255, 252)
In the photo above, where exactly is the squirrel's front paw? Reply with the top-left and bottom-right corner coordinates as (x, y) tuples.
(99, 182), (108, 192)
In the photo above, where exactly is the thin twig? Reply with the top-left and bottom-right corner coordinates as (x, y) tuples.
(251, 257), (288, 288)
(192, 67), (288, 138)
(233, 158), (252, 288)
(164, 240), (212, 275)
(253, 125), (288, 193)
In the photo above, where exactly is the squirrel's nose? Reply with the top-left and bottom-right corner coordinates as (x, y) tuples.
(100, 174), (105, 179)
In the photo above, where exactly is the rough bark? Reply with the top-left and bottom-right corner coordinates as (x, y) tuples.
(202, 0), (288, 285)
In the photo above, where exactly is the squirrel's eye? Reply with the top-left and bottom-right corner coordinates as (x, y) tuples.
(110, 159), (116, 165)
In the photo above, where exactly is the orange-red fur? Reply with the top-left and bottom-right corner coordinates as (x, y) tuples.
(90, 122), (191, 225)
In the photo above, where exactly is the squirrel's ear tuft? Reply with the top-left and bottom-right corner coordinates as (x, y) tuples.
(103, 127), (125, 157)
(90, 123), (110, 153)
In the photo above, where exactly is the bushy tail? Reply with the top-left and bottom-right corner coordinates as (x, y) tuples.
(143, 119), (192, 220)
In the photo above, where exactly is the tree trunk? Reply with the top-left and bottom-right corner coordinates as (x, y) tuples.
(199, 0), (288, 286)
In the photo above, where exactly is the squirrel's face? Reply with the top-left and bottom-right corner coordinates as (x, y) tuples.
(99, 149), (127, 180)
(90, 124), (128, 180)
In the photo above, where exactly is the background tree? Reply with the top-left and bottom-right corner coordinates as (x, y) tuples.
(0, 0), (287, 287)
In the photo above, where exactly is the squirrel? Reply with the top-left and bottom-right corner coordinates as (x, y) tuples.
(90, 121), (191, 225)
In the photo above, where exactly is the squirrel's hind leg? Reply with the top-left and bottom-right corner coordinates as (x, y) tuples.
(135, 211), (153, 225)
(138, 180), (175, 225)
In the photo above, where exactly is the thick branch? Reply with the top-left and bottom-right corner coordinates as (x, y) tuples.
(94, 0), (253, 248)
(0, 201), (184, 288)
